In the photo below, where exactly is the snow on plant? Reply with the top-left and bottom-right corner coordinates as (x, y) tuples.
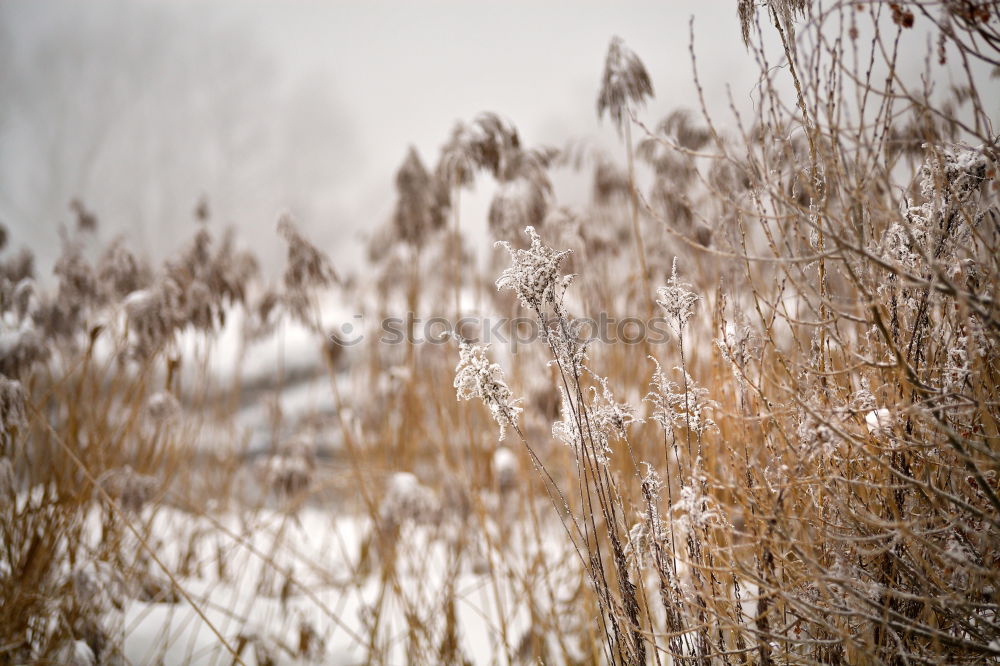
(644, 357), (716, 438)
(551, 385), (584, 454)
(881, 143), (990, 285)
(716, 311), (759, 390)
(864, 408), (892, 436)
(587, 374), (638, 442)
(656, 258), (699, 336)
(495, 226), (573, 314)
(0, 321), (47, 380)
(943, 333), (972, 395)
(552, 375), (636, 465)
(797, 406), (839, 460)
(454, 338), (522, 441)
(644, 356), (680, 436)
(671, 478), (724, 534)
(64, 560), (128, 654)
(624, 520), (652, 570)
(639, 462), (667, 541)
(379, 472), (438, 528)
(122, 287), (175, 360)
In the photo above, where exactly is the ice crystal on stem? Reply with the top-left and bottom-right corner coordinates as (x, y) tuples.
(454, 338), (522, 441)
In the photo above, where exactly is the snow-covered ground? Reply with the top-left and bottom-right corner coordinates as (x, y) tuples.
(83, 500), (583, 665)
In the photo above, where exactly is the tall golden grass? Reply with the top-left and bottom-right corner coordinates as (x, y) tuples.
(2, 1), (999, 663)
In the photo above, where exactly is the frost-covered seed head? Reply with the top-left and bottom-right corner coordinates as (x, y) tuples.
(553, 375), (634, 465)
(716, 317), (758, 387)
(495, 226), (573, 312)
(454, 338), (522, 440)
(624, 521), (651, 569)
(672, 482), (724, 533)
(798, 410), (837, 460)
(881, 143), (993, 275)
(921, 144), (990, 203)
(944, 337), (972, 394)
(656, 258), (699, 335)
(644, 357), (716, 437)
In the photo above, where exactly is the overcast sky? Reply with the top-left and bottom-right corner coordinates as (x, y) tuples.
(0, 1), (764, 280)
(2, 1), (991, 283)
